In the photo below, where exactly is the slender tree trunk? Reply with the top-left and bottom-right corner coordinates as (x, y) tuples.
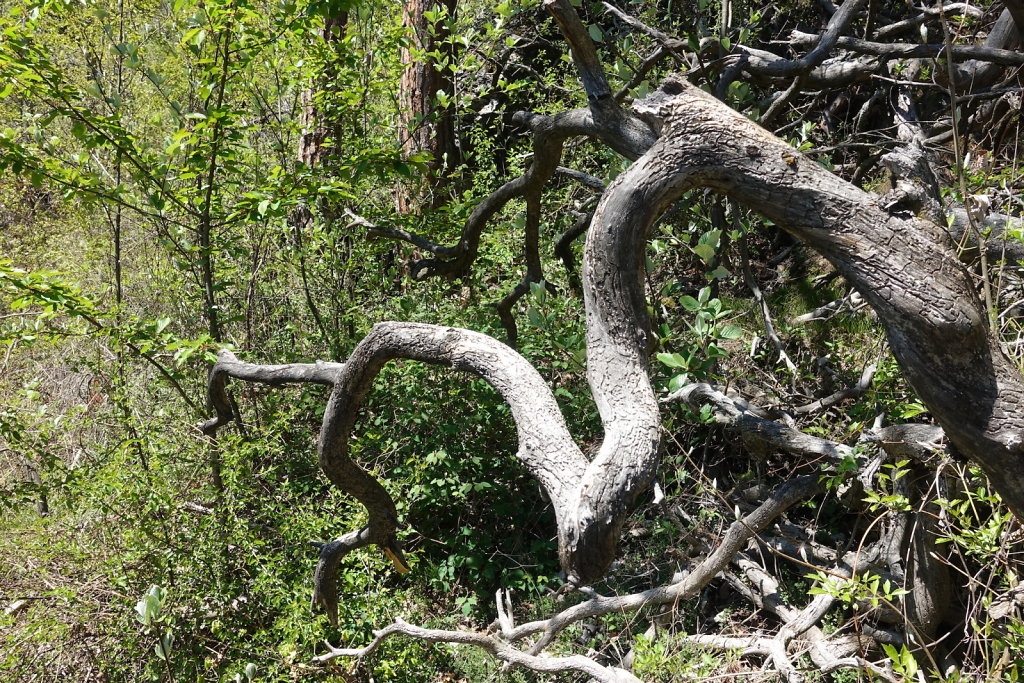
(297, 13), (348, 169)
(397, 0), (459, 213)
(291, 11), (348, 358)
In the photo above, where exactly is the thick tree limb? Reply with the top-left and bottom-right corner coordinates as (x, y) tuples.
(626, 77), (1024, 520)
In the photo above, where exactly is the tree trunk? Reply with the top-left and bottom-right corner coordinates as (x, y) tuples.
(297, 13), (348, 170)
(397, 0), (458, 213)
(620, 78), (1024, 520)
(291, 10), (348, 356)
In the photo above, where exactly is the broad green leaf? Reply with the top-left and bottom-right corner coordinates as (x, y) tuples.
(692, 243), (716, 263)
(657, 352), (687, 369)
(718, 325), (742, 340)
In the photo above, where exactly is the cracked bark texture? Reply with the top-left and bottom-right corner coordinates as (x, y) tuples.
(624, 77), (1024, 520)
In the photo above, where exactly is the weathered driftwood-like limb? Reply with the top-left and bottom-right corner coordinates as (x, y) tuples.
(208, 7), (1024, 656)
(314, 617), (643, 682)
(632, 78), (1024, 519)
(499, 0), (659, 341)
(545, 0), (610, 102)
(316, 323), (591, 585)
(760, 74), (808, 129)
(665, 383), (856, 462)
(402, 109), (579, 282)
(200, 328), (584, 625)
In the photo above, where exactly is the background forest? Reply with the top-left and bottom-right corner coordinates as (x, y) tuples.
(1, 0), (1023, 680)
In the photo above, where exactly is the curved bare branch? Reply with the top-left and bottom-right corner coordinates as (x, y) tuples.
(199, 349), (344, 437)
(789, 30), (1024, 67)
(667, 383), (856, 462)
(315, 617), (643, 683)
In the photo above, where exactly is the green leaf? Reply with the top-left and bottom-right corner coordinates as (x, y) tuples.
(135, 597), (151, 625)
(718, 325), (742, 340)
(587, 24), (604, 42)
(679, 295), (699, 311)
(668, 373), (689, 392)
(698, 229), (721, 249)
(657, 352), (687, 369)
(691, 246), (716, 271)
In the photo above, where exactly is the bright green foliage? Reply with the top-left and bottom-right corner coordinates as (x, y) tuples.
(657, 286), (743, 391)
